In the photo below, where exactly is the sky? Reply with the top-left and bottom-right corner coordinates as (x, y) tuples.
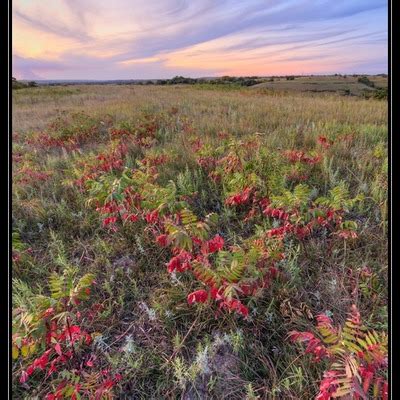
(12, 0), (388, 80)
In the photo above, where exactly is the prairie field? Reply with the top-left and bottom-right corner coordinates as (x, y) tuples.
(12, 85), (388, 399)
(251, 75), (387, 95)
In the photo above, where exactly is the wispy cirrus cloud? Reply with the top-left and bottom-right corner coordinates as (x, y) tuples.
(12, 0), (387, 79)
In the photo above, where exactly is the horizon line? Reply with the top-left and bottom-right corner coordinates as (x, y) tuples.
(16, 72), (388, 82)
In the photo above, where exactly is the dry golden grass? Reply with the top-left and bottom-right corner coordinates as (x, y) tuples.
(13, 84), (387, 134)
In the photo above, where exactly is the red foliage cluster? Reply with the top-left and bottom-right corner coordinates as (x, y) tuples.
(288, 331), (328, 362)
(217, 153), (243, 174)
(173, 232), (282, 317)
(136, 118), (158, 139)
(187, 289), (208, 305)
(20, 317), (92, 384)
(225, 187), (253, 206)
(15, 167), (52, 185)
(15, 276), (114, 399)
(359, 366), (388, 400)
(156, 233), (168, 247)
(96, 201), (121, 216)
(263, 206), (290, 221)
(141, 154), (169, 167)
(115, 117), (158, 149)
(45, 371), (122, 400)
(96, 197), (143, 229)
(315, 371), (341, 400)
(333, 229), (358, 240)
(75, 143), (130, 188)
(92, 167), (163, 229)
(190, 138), (203, 152)
(261, 203), (343, 241)
(26, 133), (78, 151)
(28, 113), (105, 150)
(219, 297), (249, 317)
(283, 150), (322, 165)
(122, 213), (139, 223)
(217, 131), (230, 139)
(197, 156), (217, 170)
(102, 216), (118, 227)
(317, 136), (333, 149)
(145, 210), (160, 224)
(202, 234), (224, 254)
(186, 287), (250, 317)
(167, 250), (193, 273)
(96, 152), (124, 173)
(266, 222), (296, 238)
(286, 171), (309, 182)
(289, 306), (388, 400)
(87, 133), (359, 323)
(110, 128), (131, 138)
(121, 204), (256, 317)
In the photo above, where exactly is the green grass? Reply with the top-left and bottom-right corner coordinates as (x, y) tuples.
(251, 75), (388, 96)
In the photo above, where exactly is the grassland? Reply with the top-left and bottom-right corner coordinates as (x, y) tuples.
(252, 75), (388, 96)
(12, 84), (387, 399)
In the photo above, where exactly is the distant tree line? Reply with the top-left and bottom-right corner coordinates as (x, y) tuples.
(12, 77), (37, 89)
(137, 75), (261, 87)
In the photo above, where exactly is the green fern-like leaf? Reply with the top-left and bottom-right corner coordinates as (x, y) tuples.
(315, 183), (363, 211)
(220, 254), (246, 283)
(49, 273), (65, 300)
(165, 223), (193, 251)
(181, 208), (198, 226)
(271, 184), (311, 210)
(179, 209), (210, 240)
(293, 184), (312, 206)
(192, 261), (220, 287)
(317, 318), (339, 345)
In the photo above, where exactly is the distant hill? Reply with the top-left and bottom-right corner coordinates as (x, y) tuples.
(14, 75), (387, 98)
(250, 75), (387, 97)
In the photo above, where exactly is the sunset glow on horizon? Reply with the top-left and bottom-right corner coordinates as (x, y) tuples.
(12, 0), (388, 80)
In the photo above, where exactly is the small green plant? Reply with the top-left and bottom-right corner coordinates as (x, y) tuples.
(373, 88), (388, 100)
(245, 383), (260, 399)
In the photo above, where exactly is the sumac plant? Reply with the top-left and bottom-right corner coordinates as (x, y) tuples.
(88, 165), (282, 317)
(13, 267), (96, 391)
(86, 134), (364, 318)
(289, 305), (388, 400)
(160, 209), (282, 317)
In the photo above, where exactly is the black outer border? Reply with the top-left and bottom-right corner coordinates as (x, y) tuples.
(6, 0), (11, 398)
(6, 1), (394, 399)
(389, 0), (398, 396)
(388, 0), (392, 397)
